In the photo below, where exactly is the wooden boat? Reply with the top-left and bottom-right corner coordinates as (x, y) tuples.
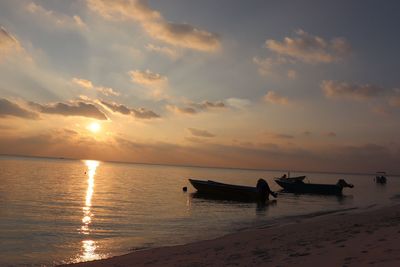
(274, 175), (306, 182)
(274, 178), (354, 195)
(375, 172), (387, 184)
(189, 179), (277, 202)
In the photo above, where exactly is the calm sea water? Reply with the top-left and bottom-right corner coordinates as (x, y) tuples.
(0, 156), (399, 266)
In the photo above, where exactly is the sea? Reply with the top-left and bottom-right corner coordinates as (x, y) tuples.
(0, 155), (399, 266)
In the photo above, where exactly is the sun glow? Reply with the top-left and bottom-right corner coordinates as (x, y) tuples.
(88, 122), (101, 133)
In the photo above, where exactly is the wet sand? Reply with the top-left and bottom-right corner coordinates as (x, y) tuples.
(61, 204), (400, 267)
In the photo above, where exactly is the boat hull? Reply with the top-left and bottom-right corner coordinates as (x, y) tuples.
(189, 179), (267, 202)
(275, 179), (343, 195)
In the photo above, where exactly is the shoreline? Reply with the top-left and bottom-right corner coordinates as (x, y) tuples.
(60, 203), (400, 267)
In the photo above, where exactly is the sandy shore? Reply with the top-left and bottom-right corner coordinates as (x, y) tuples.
(61, 204), (400, 267)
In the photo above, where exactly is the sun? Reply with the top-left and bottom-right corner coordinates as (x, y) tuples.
(87, 122), (101, 133)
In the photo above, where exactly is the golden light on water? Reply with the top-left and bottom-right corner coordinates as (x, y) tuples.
(80, 160), (100, 262)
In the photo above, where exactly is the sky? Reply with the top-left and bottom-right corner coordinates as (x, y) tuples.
(0, 0), (400, 173)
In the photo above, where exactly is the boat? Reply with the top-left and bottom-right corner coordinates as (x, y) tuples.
(375, 172), (387, 184)
(189, 179), (277, 202)
(274, 178), (354, 195)
(274, 175), (306, 182)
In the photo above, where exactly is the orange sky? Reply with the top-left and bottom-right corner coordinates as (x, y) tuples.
(1, 1), (400, 173)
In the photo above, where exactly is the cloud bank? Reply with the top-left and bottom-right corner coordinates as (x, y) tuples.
(0, 98), (38, 119)
(29, 101), (108, 120)
(101, 100), (160, 119)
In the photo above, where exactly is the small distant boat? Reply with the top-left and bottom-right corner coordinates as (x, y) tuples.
(375, 172), (387, 184)
(189, 179), (277, 202)
(274, 178), (354, 195)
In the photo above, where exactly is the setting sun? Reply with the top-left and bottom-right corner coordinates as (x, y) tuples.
(87, 122), (101, 133)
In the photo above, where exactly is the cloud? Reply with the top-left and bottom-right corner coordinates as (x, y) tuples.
(323, 131), (337, 137)
(145, 43), (179, 59)
(129, 69), (168, 99)
(25, 2), (87, 30)
(265, 29), (351, 64)
(167, 100), (226, 115)
(266, 133), (294, 139)
(263, 91), (290, 105)
(129, 69), (167, 87)
(72, 78), (120, 96)
(0, 98), (38, 119)
(29, 101), (107, 120)
(189, 100), (226, 110)
(252, 56), (294, 78)
(72, 78), (94, 89)
(96, 87), (120, 96)
(131, 108), (160, 119)
(100, 101), (131, 115)
(187, 128), (215, 138)
(166, 104), (197, 115)
(0, 27), (21, 59)
(100, 100), (160, 119)
(321, 80), (385, 101)
(87, 0), (220, 52)
(225, 98), (251, 110)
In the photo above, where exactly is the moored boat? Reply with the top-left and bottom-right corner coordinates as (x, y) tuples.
(189, 179), (277, 202)
(274, 175), (306, 182)
(274, 178), (354, 195)
(375, 172), (387, 184)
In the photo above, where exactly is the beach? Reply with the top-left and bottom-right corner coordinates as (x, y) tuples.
(61, 203), (400, 267)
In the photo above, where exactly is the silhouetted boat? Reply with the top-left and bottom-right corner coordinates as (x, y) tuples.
(274, 175), (306, 182)
(189, 179), (277, 202)
(274, 178), (354, 195)
(375, 172), (387, 184)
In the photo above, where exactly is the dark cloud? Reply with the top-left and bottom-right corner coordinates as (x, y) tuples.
(187, 128), (215, 138)
(131, 108), (160, 119)
(0, 98), (38, 119)
(101, 100), (160, 119)
(167, 100), (226, 115)
(29, 101), (107, 120)
(321, 80), (386, 101)
(100, 101), (131, 115)
(190, 100), (226, 110)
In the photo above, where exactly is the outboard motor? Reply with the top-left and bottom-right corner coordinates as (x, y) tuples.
(257, 179), (277, 200)
(337, 179), (354, 188)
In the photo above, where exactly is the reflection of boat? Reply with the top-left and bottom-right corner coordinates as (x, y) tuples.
(189, 179), (277, 202)
(274, 178), (354, 195)
(375, 172), (387, 184)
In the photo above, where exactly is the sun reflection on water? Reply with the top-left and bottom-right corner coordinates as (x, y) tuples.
(79, 160), (100, 262)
